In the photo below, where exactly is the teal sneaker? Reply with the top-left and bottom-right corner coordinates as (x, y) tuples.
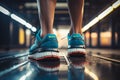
(67, 33), (86, 57)
(28, 31), (60, 60)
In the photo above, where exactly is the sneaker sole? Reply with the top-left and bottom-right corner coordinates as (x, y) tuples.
(28, 51), (60, 61)
(68, 48), (86, 57)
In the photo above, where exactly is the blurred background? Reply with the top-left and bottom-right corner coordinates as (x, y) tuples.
(0, 0), (120, 50)
(0, 0), (120, 80)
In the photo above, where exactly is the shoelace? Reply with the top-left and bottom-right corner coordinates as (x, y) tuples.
(31, 29), (40, 44)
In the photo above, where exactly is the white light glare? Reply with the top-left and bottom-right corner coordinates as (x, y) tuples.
(0, 6), (36, 32)
(25, 23), (32, 29)
(19, 71), (32, 80)
(0, 6), (10, 15)
(85, 67), (99, 80)
(31, 27), (37, 32)
(11, 14), (27, 25)
(97, 7), (113, 20)
(82, 0), (120, 32)
(112, 0), (120, 8)
(82, 17), (99, 32)
(11, 14), (36, 31)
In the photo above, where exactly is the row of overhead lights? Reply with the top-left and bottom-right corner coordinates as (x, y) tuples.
(0, 0), (120, 33)
(0, 6), (37, 32)
(82, 0), (120, 32)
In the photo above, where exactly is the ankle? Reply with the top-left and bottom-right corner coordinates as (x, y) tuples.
(69, 32), (82, 35)
(40, 31), (54, 38)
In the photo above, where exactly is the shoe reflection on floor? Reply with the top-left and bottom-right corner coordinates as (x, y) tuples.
(68, 57), (86, 80)
(29, 59), (60, 80)
(29, 56), (86, 80)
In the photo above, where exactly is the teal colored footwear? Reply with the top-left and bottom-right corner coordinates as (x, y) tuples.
(67, 33), (86, 57)
(28, 30), (60, 60)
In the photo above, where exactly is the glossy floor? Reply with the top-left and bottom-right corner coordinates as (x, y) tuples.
(0, 49), (120, 80)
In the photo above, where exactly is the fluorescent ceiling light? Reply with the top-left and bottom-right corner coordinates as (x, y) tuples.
(31, 27), (37, 32)
(112, 0), (120, 8)
(97, 6), (113, 20)
(82, 17), (99, 32)
(82, 0), (120, 32)
(25, 3), (37, 8)
(25, 23), (32, 29)
(0, 6), (10, 15)
(11, 14), (27, 25)
(0, 5), (37, 32)
(56, 3), (67, 8)
(11, 14), (37, 31)
(25, 2), (67, 8)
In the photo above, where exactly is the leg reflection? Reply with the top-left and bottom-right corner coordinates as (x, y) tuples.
(68, 57), (86, 80)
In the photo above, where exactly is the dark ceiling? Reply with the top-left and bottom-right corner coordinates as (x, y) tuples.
(0, 0), (117, 27)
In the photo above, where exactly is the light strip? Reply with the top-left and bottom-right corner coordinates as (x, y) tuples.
(31, 26), (37, 32)
(10, 13), (37, 32)
(0, 5), (37, 32)
(82, 17), (99, 32)
(56, 3), (67, 8)
(85, 67), (99, 80)
(11, 14), (27, 26)
(0, 61), (28, 77)
(19, 71), (32, 80)
(0, 6), (10, 15)
(82, 0), (120, 32)
(25, 23), (32, 29)
(112, 0), (120, 8)
(97, 7), (113, 20)
(24, 2), (68, 8)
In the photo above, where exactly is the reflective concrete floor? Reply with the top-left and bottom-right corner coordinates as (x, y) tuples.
(0, 49), (120, 80)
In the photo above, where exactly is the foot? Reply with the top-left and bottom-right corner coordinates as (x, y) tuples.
(67, 33), (86, 57)
(28, 30), (60, 61)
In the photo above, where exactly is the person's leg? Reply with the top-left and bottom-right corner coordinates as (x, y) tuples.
(29, 0), (60, 60)
(67, 0), (86, 57)
(37, 0), (56, 37)
(67, 0), (84, 34)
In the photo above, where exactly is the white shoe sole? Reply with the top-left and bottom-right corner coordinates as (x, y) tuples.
(28, 51), (60, 60)
(68, 48), (86, 56)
